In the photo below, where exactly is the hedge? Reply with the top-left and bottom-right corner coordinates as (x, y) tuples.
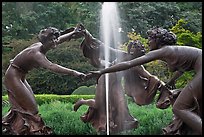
(2, 94), (95, 106)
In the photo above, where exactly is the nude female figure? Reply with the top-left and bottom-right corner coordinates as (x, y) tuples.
(2, 24), (86, 135)
(89, 27), (202, 135)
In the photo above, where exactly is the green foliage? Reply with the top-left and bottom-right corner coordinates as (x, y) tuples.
(2, 100), (173, 135)
(175, 2), (202, 33)
(170, 19), (202, 49)
(118, 103), (172, 135)
(64, 2), (101, 38)
(2, 94), (95, 106)
(2, 2), (201, 44)
(175, 70), (195, 89)
(72, 85), (96, 95)
(144, 61), (171, 83)
(2, 2), (101, 43)
(35, 94), (95, 105)
(2, 95), (8, 102)
(39, 101), (97, 135)
(119, 2), (180, 38)
(2, 105), (10, 117)
(2, 46), (13, 53)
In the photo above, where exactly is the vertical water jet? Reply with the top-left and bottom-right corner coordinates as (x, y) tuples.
(100, 2), (122, 135)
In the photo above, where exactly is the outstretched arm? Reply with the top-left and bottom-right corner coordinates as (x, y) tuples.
(100, 48), (163, 75)
(87, 49), (165, 83)
(35, 52), (85, 78)
(60, 27), (75, 35)
(57, 24), (84, 45)
(57, 31), (75, 44)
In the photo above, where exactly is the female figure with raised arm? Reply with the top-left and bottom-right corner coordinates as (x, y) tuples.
(89, 27), (202, 135)
(2, 24), (86, 135)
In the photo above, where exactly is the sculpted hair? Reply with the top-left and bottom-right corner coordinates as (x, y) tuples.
(147, 27), (177, 47)
(127, 40), (144, 54)
(37, 27), (60, 44)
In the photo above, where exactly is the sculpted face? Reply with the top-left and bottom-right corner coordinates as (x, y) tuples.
(38, 27), (60, 49)
(44, 35), (58, 49)
(128, 40), (146, 56)
(148, 37), (157, 51)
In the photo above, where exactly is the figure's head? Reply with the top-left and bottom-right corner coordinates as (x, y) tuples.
(127, 40), (146, 57)
(38, 27), (60, 49)
(147, 27), (177, 51)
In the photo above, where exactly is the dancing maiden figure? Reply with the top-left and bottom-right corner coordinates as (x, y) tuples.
(2, 25), (86, 135)
(89, 27), (202, 135)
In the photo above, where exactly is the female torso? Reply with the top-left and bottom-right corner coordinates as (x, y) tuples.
(4, 43), (43, 84)
(158, 45), (202, 73)
(158, 45), (202, 101)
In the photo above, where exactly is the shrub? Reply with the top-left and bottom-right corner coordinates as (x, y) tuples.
(39, 101), (97, 135)
(71, 85), (96, 95)
(2, 94), (95, 106)
(2, 100), (173, 135)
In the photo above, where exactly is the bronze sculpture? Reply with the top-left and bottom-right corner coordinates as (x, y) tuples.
(73, 25), (138, 134)
(2, 25), (86, 135)
(89, 27), (202, 135)
(156, 86), (200, 135)
(73, 24), (163, 134)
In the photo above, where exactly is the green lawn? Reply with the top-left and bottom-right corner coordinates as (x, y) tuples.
(2, 100), (173, 135)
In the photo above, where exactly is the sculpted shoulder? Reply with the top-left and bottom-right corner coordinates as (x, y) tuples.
(161, 46), (176, 55)
(12, 43), (43, 69)
(24, 42), (42, 56)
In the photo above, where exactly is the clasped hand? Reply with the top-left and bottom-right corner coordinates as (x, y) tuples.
(77, 71), (102, 83)
(71, 23), (86, 39)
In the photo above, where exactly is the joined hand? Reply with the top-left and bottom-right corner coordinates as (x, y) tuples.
(71, 23), (86, 39)
(86, 71), (102, 84)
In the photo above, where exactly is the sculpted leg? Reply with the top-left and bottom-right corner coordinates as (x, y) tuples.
(24, 79), (34, 95)
(74, 99), (95, 111)
(3, 77), (52, 135)
(172, 74), (202, 135)
(5, 78), (38, 114)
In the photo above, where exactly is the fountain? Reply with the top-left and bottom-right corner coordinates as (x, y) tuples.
(74, 2), (138, 135)
(100, 2), (122, 135)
